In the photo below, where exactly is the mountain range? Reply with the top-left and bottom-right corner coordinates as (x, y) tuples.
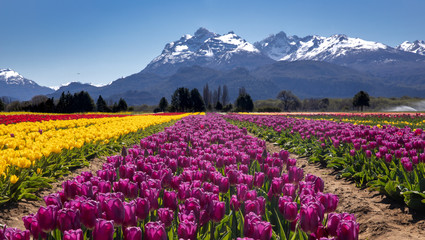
(2, 28), (425, 105)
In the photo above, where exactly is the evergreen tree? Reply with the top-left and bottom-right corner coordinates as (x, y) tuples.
(190, 88), (205, 112)
(222, 85), (229, 106)
(96, 95), (109, 112)
(171, 87), (191, 112)
(235, 89), (254, 112)
(0, 98), (5, 111)
(117, 98), (128, 112)
(203, 83), (210, 108)
(215, 101), (223, 111)
(353, 90), (370, 111)
(159, 97), (168, 112)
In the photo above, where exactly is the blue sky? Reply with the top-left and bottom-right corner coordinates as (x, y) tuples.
(1, 0), (424, 87)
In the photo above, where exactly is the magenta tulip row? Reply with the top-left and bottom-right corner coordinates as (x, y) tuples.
(1, 114), (359, 240)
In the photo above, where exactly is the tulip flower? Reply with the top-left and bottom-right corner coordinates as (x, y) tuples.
(337, 220), (359, 240)
(6, 228), (30, 240)
(123, 202), (137, 228)
(29, 219), (47, 239)
(282, 183), (297, 199)
(163, 190), (178, 211)
(22, 214), (36, 231)
(300, 204), (319, 234)
(103, 198), (125, 226)
(282, 202), (298, 222)
(210, 200), (225, 223)
(44, 193), (62, 209)
(245, 200), (260, 215)
(158, 208), (174, 228)
(253, 221), (273, 240)
(326, 213), (341, 237)
(134, 197), (150, 221)
(80, 200), (100, 229)
(145, 221), (167, 240)
(124, 227), (142, 240)
(63, 229), (83, 240)
(231, 195), (240, 211)
(253, 172), (265, 188)
(177, 220), (197, 240)
(58, 208), (81, 232)
(318, 193), (339, 213)
(37, 205), (57, 233)
(93, 219), (114, 240)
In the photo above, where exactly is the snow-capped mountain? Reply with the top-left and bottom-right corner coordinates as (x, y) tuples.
(397, 40), (425, 55)
(0, 68), (54, 100)
(255, 32), (389, 62)
(0, 68), (38, 86)
(143, 28), (273, 75)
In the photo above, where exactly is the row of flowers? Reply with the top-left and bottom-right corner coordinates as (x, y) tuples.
(2, 114), (359, 240)
(0, 113), (192, 205)
(225, 114), (425, 211)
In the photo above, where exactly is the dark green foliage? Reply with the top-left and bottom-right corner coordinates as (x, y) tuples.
(55, 91), (95, 113)
(235, 89), (254, 112)
(353, 90), (370, 111)
(159, 97), (169, 112)
(117, 98), (128, 111)
(190, 88), (206, 112)
(277, 90), (301, 111)
(0, 98), (4, 111)
(171, 87), (191, 112)
(257, 106), (281, 112)
(96, 95), (110, 112)
(215, 101), (223, 111)
(222, 104), (233, 112)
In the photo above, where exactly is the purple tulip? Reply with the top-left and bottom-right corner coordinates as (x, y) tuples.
(337, 220), (359, 240)
(36, 205), (57, 232)
(123, 202), (137, 228)
(103, 197), (125, 226)
(231, 194), (241, 211)
(124, 227), (142, 240)
(218, 176), (230, 193)
(62, 180), (81, 200)
(144, 188), (160, 210)
(177, 220), (197, 240)
(237, 184), (248, 201)
(58, 208), (81, 232)
(145, 221), (167, 240)
(80, 200), (100, 229)
(6, 228), (30, 240)
(245, 200), (260, 215)
(22, 214), (36, 231)
(163, 190), (178, 211)
(282, 202), (298, 222)
(98, 180), (112, 193)
(244, 212), (262, 237)
(80, 182), (94, 199)
(63, 229), (83, 240)
(253, 172), (265, 188)
(282, 183), (297, 199)
(211, 200), (225, 223)
(158, 208), (174, 228)
(300, 204), (319, 234)
(134, 197), (150, 221)
(253, 221), (273, 240)
(318, 193), (339, 213)
(326, 213), (341, 236)
(44, 193), (62, 209)
(93, 219), (114, 240)
(29, 219), (48, 239)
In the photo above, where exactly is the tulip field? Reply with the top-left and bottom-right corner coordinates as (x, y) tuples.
(0, 112), (191, 205)
(3, 111), (425, 240)
(225, 113), (425, 211)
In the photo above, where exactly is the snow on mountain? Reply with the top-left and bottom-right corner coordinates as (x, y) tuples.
(144, 28), (271, 75)
(256, 32), (389, 62)
(0, 68), (37, 85)
(396, 40), (425, 55)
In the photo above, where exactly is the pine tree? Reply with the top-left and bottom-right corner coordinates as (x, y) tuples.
(190, 88), (205, 112)
(96, 95), (109, 112)
(159, 97), (169, 112)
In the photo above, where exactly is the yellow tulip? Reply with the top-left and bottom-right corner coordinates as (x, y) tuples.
(10, 175), (19, 184)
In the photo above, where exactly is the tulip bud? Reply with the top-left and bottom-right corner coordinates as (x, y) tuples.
(337, 220), (359, 240)
(58, 208), (81, 232)
(253, 172), (265, 188)
(326, 213), (341, 236)
(80, 200), (100, 229)
(177, 220), (197, 240)
(63, 229), (83, 240)
(145, 221), (167, 240)
(134, 197), (150, 221)
(6, 228), (30, 240)
(158, 208), (174, 228)
(163, 190), (178, 211)
(300, 204), (319, 234)
(37, 205), (57, 232)
(282, 202), (298, 222)
(231, 195), (240, 211)
(93, 219), (114, 240)
(103, 198), (125, 226)
(123, 202), (137, 228)
(124, 227), (142, 240)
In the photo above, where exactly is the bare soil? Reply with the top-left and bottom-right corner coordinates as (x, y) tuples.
(265, 141), (425, 240)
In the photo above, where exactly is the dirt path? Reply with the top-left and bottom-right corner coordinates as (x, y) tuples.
(0, 157), (106, 230)
(266, 141), (425, 240)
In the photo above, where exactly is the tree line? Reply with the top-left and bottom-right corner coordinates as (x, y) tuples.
(156, 84), (254, 113)
(0, 91), (128, 113)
